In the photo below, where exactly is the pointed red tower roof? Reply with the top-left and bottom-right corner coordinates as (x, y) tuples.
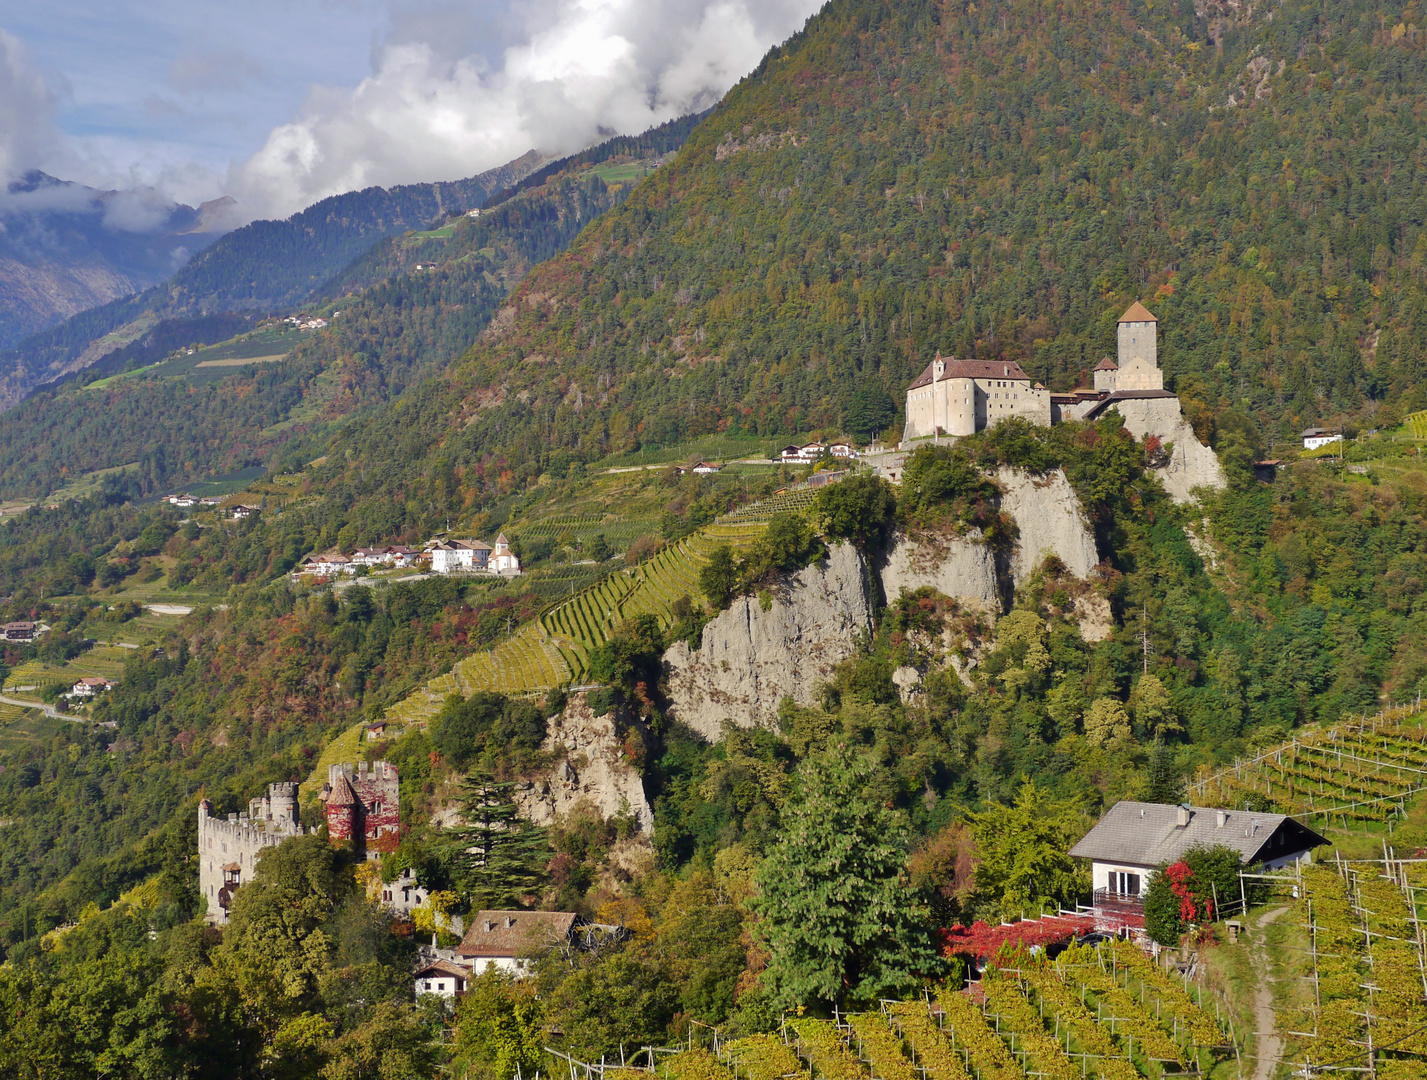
(1094, 357), (1119, 371)
(1118, 301), (1157, 323)
(327, 771), (358, 806)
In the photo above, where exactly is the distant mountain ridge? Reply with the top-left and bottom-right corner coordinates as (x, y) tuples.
(0, 172), (233, 349)
(0, 151), (547, 408)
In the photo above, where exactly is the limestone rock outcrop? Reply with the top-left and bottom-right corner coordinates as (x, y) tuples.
(1111, 398), (1227, 503)
(876, 529), (999, 611)
(512, 692), (653, 834)
(996, 467), (1100, 587)
(664, 541), (874, 737)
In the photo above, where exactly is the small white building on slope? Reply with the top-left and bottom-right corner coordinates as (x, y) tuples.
(1068, 800), (1327, 902)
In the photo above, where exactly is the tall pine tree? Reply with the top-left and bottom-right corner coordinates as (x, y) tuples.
(444, 768), (551, 910)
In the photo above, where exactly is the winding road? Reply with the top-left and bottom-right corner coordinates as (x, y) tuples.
(0, 692), (93, 724)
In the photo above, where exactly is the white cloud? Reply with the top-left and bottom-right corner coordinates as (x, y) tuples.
(230, 0), (821, 220)
(0, 28), (64, 183)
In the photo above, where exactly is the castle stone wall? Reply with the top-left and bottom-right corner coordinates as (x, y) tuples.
(198, 783), (303, 925)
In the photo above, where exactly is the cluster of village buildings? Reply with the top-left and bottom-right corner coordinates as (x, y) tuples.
(777, 440), (859, 461)
(295, 533), (521, 578)
(200, 763), (605, 1003)
(165, 494), (261, 520)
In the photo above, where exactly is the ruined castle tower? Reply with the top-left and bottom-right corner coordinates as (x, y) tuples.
(321, 761), (400, 855)
(197, 782), (304, 924)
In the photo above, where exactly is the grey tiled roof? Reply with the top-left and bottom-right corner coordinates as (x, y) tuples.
(1068, 801), (1320, 867)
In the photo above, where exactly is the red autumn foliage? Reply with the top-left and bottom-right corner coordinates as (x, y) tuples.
(940, 914), (1096, 959)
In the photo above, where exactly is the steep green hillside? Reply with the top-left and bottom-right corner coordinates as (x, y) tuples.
(0, 169), (638, 500)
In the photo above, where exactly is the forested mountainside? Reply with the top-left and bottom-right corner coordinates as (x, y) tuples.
(0, 152), (543, 409)
(0, 167), (641, 500)
(230, 0), (1427, 558)
(5, 0), (1427, 1073)
(0, 173), (231, 350)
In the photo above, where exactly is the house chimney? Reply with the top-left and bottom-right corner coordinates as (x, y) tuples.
(1216, 810), (1227, 828)
(505, 916), (514, 929)
(1176, 806), (1191, 827)
(484, 920), (494, 932)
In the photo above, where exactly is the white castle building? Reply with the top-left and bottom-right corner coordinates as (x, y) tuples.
(198, 783), (305, 924)
(903, 301), (1227, 500)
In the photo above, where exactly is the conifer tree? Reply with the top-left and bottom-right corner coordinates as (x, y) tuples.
(1142, 739), (1185, 804)
(444, 768), (551, 910)
(753, 744), (943, 1010)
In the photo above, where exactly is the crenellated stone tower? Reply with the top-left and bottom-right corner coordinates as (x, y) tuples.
(321, 761), (401, 856)
(198, 782), (303, 924)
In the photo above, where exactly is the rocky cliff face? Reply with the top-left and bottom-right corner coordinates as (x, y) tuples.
(1112, 398), (1227, 502)
(876, 529), (999, 611)
(995, 467), (1100, 586)
(664, 542), (874, 737)
(511, 692), (653, 834)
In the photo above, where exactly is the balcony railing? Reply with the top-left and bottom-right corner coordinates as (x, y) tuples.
(1092, 888), (1145, 910)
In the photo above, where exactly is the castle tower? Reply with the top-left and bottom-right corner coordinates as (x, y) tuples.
(268, 782), (299, 827)
(325, 768), (359, 842)
(1115, 301), (1163, 391)
(319, 760), (401, 853)
(1093, 357), (1118, 392)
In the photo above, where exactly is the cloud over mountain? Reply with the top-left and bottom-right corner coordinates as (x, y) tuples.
(230, 0), (820, 220)
(0, 28), (63, 184)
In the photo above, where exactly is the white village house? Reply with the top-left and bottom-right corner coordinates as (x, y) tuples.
(454, 910), (578, 975)
(413, 960), (470, 1001)
(428, 540), (478, 574)
(71, 677), (115, 698)
(1069, 800), (1327, 903)
(1302, 427), (1343, 450)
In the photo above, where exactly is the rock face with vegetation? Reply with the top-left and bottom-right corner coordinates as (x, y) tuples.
(513, 692), (652, 833)
(876, 529), (1000, 611)
(996, 467), (1100, 586)
(877, 466), (1098, 610)
(664, 542), (873, 736)
(1113, 399), (1229, 503)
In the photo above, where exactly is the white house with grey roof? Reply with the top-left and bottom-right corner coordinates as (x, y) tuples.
(1068, 801), (1327, 902)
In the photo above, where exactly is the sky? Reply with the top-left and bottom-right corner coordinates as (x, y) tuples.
(0, 0), (821, 222)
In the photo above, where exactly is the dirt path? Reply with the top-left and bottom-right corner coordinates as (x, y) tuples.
(1251, 906), (1289, 1080)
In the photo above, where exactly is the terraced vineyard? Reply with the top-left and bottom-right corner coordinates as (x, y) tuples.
(719, 486), (821, 523)
(649, 941), (1229, 1080)
(516, 513), (660, 552)
(1287, 861), (1427, 1073)
(382, 520), (767, 725)
(1406, 410), (1427, 440)
(1189, 705), (1427, 826)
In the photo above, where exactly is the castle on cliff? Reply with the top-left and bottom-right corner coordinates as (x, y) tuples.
(198, 760), (402, 924)
(901, 301), (1226, 499)
(903, 301), (1177, 439)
